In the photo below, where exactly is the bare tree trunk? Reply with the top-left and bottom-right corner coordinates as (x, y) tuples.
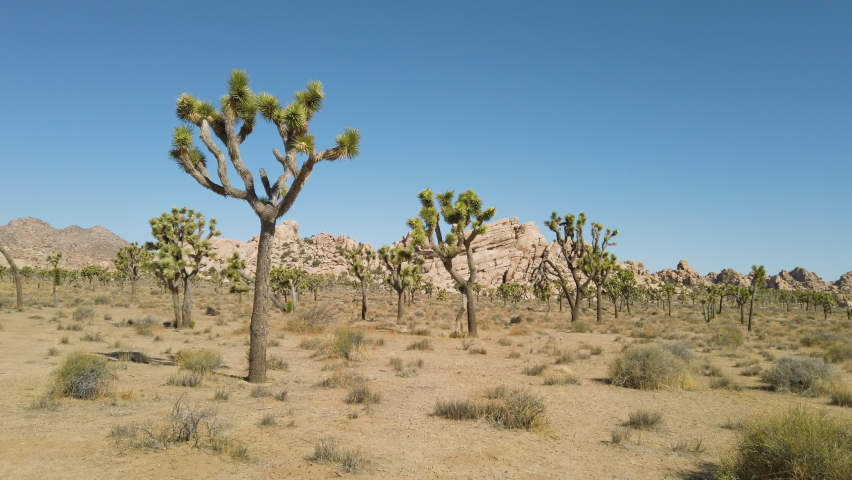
(396, 289), (404, 320)
(454, 292), (467, 335)
(170, 286), (182, 328)
(182, 276), (193, 328)
(595, 282), (603, 323)
(747, 286), (756, 332)
(0, 245), (23, 310)
(247, 218), (274, 383)
(131, 279), (137, 296)
(360, 279), (367, 320)
(289, 284), (297, 312)
(53, 282), (58, 308)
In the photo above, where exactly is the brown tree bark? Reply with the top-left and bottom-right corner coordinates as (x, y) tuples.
(0, 245), (23, 310)
(247, 218), (274, 383)
(182, 276), (193, 328)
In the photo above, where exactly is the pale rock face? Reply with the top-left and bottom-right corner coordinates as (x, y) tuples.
(652, 260), (710, 287)
(835, 271), (852, 292)
(713, 268), (751, 287)
(773, 267), (829, 291)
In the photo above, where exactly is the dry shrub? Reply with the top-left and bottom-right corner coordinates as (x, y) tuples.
(308, 437), (371, 473)
(609, 344), (694, 390)
(716, 407), (852, 480)
(434, 385), (547, 430)
(824, 341), (852, 363)
(319, 369), (366, 389)
(51, 351), (115, 399)
(711, 325), (744, 348)
(173, 349), (223, 374)
(324, 327), (370, 360)
(761, 357), (836, 395)
(828, 383), (852, 407)
(287, 304), (337, 333)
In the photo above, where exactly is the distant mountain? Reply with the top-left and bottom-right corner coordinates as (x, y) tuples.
(0, 217), (129, 269)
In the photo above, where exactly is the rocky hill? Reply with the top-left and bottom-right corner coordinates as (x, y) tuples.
(0, 217), (128, 269)
(1, 216), (849, 293)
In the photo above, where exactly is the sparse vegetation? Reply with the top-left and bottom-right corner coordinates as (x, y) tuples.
(308, 437), (371, 473)
(761, 357), (836, 394)
(609, 343), (694, 390)
(50, 351), (114, 399)
(434, 385), (547, 430)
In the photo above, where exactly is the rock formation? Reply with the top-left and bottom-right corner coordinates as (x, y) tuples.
(0, 217), (128, 269)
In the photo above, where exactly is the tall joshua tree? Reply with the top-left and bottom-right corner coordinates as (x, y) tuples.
(169, 70), (360, 382)
(378, 244), (422, 320)
(113, 243), (148, 295)
(46, 252), (62, 307)
(540, 212), (618, 322)
(146, 207), (219, 329)
(0, 244), (23, 310)
(342, 243), (376, 320)
(584, 249), (617, 323)
(408, 189), (496, 336)
(747, 265), (767, 332)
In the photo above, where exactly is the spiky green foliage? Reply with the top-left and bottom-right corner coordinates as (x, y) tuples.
(270, 266), (304, 311)
(145, 207), (220, 328)
(342, 243), (376, 320)
(748, 264), (767, 331)
(539, 211), (618, 322)
(407, 189), (496, 336)
(378, 244), (423, 319)
(112, 243), (149, 295)
(171, 71), (360, 383)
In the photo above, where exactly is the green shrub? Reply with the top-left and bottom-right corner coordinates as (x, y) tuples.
(51, 351), (114, 399)
(829, 384), (852, 407)
(328, 327), (369, 360)
(711, 325), (744, 347)
(717, 407), (852, 480)
(173, 349), (223, 374)
(761, 357), (836, 394)
(824, 341), (852, 363)
(406, 339), (432, 351)
(609, 344), (694, 390)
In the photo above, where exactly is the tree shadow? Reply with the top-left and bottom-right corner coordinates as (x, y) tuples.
(677, 462), (717, 480)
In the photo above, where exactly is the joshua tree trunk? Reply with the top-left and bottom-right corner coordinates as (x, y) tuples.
(668, 298), (672, 317)
(247, 218), (274, 383)
(747, 286), (757, 332)
(0, 245), (23, 310)
(570, 301), (581, 324)
(611, 297), (619, 319)
(454, 292), (467, 335)
(53, 283), (58, 308)
(182, 276), (193, 328)
(289, 284), (297, 312)
(170, 285), (182, 328)
(396, 289), (404, 320)
(360, 279), (367, 320)
(596, 282), (603, 324)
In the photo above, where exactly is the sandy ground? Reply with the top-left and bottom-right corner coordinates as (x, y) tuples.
(0, 281), (849, 480)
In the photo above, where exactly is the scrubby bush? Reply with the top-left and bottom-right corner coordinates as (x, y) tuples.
(345, 383), (381, 405)
(824, 341), (852, 363)
(716, 407), (852, 480)
(72, 306), (96, 321)
(711, 325), (744, 348)
(433, 385), (547, 430)
(327, 327), (370, 360)
(173, 349), (223, 374)
(51, 351), (114, 399)
(287, 304), (337, 333)
(308, 437), (370, 473)
(761, 357), (836, 394)
(609, 344), (694, 390)
(406, 339), (433, 351)
(626, 410), (663, 429)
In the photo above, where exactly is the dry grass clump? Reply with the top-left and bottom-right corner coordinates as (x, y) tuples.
(173, 349), (223, 374)
(406, 339), (433, 351)
(824, 341), (852, 364)
(388, 356), (424, 377)
(710, 376), (742, 391)
(523, 363), (547, 376)
(345, 383), (381, 405)
(319, 369), (366, 389)
(434, 385), (547, 430)
(828, 383), (852, 407)
(609, 343), (694, 390)
(109, 396), (248, 461)
(324, 327), (370, 360)
(71, 306), (95, 321)
(710, 325), (744, 348)
(287, 304), (337, 333)
(51, 351), (115, 399)
(716, 407), (852, 480)
(542, 373), (579, 386)
(625, 410), (663, 429)
(167, 371), (204, 387)
(760, 357), (836, 395)
(307, 437), (371, 473)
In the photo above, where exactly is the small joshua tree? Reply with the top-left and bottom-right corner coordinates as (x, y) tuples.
(378, 244), (422, 320)
(0, 244), (23, 310)
(660, 283), (676, 317)
(113, 243), (148, 295)
(408, 189), (496, 336)
(342, 243), (375, 320)
(748, 265), (767, 331)
(584, 250), (617, 323)
(170, 70), (360, 382)
(540, 212), (618, 323)
(46, 252), (62, 307)
(270, 266), (304, 311)
(145, 207), (219, 328)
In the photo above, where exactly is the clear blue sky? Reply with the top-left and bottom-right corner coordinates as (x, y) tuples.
(1, 1), (850, 280)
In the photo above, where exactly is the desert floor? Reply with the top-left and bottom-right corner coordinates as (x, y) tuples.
(1, 280), (850, 479)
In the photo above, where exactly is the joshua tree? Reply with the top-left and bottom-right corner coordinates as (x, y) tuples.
(342, 243), (375, 320)
(747, 265), (767, 331)
(146, 207), (219, 328)
(270, 266), (304, 311)
(540, 212), (618, 322)
(113, 243), (148, 295)
(408, 189), (496, 336)
(378, 244), (422, 320)
(80, 265), (107, 292)
(46, 252), (62, 307)
(169, 70), (360, 382)
(661, 283), (676, 317)
(585, 250), (617, 323)
(0, 244), (23, 310)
